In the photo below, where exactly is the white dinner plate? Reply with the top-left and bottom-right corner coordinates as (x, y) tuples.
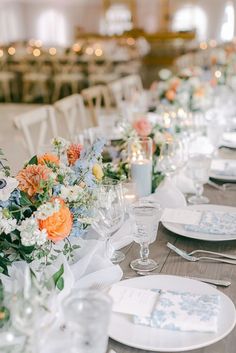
(210, 159), (236, 181)
(162, 204), (236, 241)
(109, 275), (236, 352)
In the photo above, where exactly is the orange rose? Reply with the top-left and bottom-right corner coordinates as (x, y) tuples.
(38, 198), (73, 242)
(17, 164), (52, 197)
(38, 153), (59, 166)
(170, 78), (180, 91)
(67, 143), (83, 166)
(165, 89), (176, 102)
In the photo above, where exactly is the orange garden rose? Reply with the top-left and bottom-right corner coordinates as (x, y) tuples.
(38, 153), (59, 166)
(133, 117), (152, 137)
(17, 164), (52, 197)
(165, 89), (176, 102)
(67, 143), (83, 166)
(170, 78), (180, 91)
(38, 198), (73, 242)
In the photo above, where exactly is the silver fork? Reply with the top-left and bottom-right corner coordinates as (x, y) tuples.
(167, 242), (236, 265)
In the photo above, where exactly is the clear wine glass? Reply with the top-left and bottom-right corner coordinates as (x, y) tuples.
(186, 153), (212, 204)
(129, 201), (162, 272)
(92, 179), (125, 264)
(158, 138), (185, 178)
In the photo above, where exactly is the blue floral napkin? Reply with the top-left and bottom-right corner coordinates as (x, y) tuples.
(185, 211), (236, 235)
(133, 289), (220, 333)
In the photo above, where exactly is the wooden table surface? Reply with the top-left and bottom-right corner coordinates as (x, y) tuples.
(108, 148), (236, 353)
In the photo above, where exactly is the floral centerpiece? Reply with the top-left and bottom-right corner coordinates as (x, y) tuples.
(104, 117), (172, 192)
(0, 138), (104, 275)
(153, 69), (212, 112)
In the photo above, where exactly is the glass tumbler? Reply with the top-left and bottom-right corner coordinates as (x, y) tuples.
(63, 290), (112, 353)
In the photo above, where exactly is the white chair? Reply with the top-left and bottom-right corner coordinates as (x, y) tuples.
(122, 74), (143, 101)
(54, 94), (88, 138)
(14, 105), (58, 156)
(81, 85), (112, 126)
(52, 61), (85, 102)
(109, 74), (144, 107)
(108, 79), (125, 108)
(0, 71), (16, 102)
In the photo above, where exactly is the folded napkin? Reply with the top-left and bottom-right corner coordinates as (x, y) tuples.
(148, 179), (187, 208)
(171, 169), (196, 194)
(185, 211), (236, 235)
(222, 132), (236, 145)
(134, 289), (220, 333)
(211, 160), (236, 177)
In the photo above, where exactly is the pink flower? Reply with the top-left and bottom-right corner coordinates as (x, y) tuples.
(133, 117), (152, 137)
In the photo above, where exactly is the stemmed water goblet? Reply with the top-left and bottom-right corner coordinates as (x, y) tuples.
(129, 201), (162, 272)
(186, 153), (212, 204)
(92, 179), (125, 264)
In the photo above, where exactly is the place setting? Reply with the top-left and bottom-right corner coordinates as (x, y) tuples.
(2, 2), (236, 353)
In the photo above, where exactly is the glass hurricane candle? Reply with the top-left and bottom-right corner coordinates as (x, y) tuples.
(128, 137), (152, 198)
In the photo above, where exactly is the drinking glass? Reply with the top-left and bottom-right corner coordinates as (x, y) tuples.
(129, 201), (162, 272)
(186, 153), (212, 204)
(158, 138), (185, 178)
(62, 290), (112, 353)
(92, 179), (125, 263)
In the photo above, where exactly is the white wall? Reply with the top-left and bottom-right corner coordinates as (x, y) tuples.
(0, 0), (235, 45)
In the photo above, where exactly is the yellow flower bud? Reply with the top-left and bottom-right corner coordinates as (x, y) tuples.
(92, 164), (104, 181)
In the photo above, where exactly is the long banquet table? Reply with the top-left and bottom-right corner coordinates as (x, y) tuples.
(108, 147), (236, 353)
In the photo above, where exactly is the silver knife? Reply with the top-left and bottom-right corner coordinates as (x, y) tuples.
(186, 276), (231, 287)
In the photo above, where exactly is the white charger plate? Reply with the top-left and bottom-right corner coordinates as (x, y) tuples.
(109, 275), (236, 352)
(210, 159), (236, 181)
(162, 204), (236, 241)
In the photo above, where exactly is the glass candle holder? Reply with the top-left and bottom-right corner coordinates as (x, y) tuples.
(128, 137), (153, 198)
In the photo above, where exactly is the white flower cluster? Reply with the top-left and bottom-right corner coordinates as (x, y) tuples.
(51, 137), (70, 154)
(153, 131), (166, 145)
(58, 163), (76, 185)
(60, 185), (83, 202)
(35, 199), (61, 220)
(0, 209), (17, 234)
(19, 217), (47, 247)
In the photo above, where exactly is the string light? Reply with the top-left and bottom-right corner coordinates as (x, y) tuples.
(29, 39), (35, 46)
(33, 48), (41, 57)
(95, 48), (103, 57)
(8, 47), (16, 55)
(35, 40), (43, 48)
(85, 47), (93, 55)
(49, 47), (57, 55)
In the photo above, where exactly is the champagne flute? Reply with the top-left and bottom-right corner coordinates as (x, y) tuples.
(92, 179), (125, 264)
